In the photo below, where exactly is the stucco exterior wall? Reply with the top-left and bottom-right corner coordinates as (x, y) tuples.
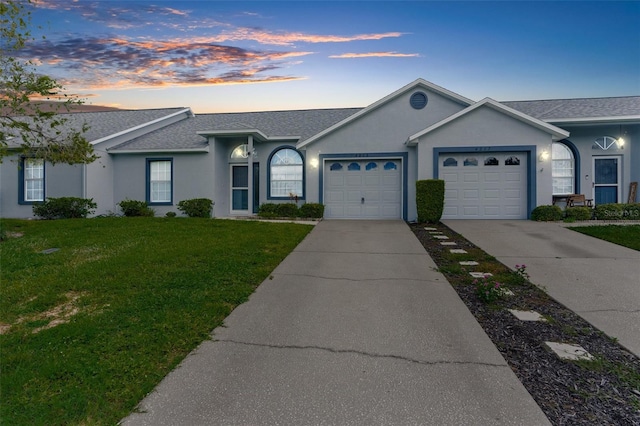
(112, 152), (213, 217)
(416, 106), (556, 211)
(559, 124), (638, 203)
(0, 155), (83, 218)
(302, 87), (468, 221)
(85, 150), (115, 216)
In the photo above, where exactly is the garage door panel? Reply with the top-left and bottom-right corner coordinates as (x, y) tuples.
(464, 173), (479, 182)
(441, 152), (527, 219)
(442, 173), (458, 183)
(326, 191), (344, 202)
(324, 159), (402, 219)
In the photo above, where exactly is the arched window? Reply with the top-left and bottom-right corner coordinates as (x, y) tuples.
(552, 143), (574, 195)
(443, 157), (457, 167)
(269, 147), (303, 198)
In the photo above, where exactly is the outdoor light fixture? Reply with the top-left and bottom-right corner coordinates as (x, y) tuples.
(539, 150), (549, 162)
(310, 158), (319, 168)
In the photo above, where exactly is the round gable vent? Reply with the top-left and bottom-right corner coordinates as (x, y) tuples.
(410, 91), (428, 110)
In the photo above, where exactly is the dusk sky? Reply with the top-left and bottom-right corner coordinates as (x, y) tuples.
(24, 1), (640, 113)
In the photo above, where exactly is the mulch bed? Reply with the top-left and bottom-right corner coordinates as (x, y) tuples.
(410, 222), (640, 426)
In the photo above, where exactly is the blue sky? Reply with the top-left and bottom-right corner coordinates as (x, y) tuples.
(24, 1), (640, 113)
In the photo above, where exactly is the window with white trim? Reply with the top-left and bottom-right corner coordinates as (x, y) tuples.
(23, 158), (44, 202)
(552, 143), (574, 195)
(269, 148), (303, 198)
(147, 159), (172, 204)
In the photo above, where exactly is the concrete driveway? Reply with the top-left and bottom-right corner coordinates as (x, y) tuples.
(444, 220), (640, 357)
(122, 220), (549, 425)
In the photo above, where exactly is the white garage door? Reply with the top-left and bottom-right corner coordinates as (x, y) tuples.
(324, 159), (401, 219)
(439, 152), (527, 219)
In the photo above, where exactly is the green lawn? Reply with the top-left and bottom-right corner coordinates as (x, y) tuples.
(568, 225), (640, 251)
(0, 218), (312, 426)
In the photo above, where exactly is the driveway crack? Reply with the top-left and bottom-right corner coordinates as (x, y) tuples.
(215, 338), (506, 369)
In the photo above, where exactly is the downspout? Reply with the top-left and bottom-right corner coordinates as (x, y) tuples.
(247, 135), (254, 215)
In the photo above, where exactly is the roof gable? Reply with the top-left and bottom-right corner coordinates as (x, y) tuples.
(297, 79), (474, 149)
(407, 98), (570, 145)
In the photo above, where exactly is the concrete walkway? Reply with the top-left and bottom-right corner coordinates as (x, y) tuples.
(122, 220), (549, 425)
(444, 220), (640, 357)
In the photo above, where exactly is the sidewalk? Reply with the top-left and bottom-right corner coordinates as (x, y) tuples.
(444, 220), (640, 357)
(122, 220), (549, 425)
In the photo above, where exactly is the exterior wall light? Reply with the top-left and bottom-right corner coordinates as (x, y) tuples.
(539, 150), (549, 162)
(617, 137), (625, 148)
(309, 158), (319, 168)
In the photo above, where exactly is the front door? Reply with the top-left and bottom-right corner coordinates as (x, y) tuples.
(231, 165), (248, 215)
(593, 156), (621, 205)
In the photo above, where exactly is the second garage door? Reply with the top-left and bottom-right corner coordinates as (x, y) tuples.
(324, 159), (401, 219)
(439, 152), (528, 219)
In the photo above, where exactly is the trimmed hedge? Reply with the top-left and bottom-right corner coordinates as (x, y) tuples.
(416, 179), (444, 223)
(299, 203), (324, 218)
(565, 206), (592, 221)
(32, 197), (97, 219)
(258, 202), (324, 219)
(531, 205), (563, 221)
(177, 198), (213, 218)
(593, 203), (640, 220)
(118, 199), (155, 217)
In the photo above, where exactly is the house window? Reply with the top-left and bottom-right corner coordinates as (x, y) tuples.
(552, 143), (574, 195)
(147, 159), (173, 204)
(383, 161), (397, 171)
(443, 157), (457, 167)
(347, 162), (361, 171)
(21, 158), (45, 203)
(269, 147), (303, 198)
(330, 162), (343, 171)
(484, 157), (499, 166)
(365, 162), (378, 171)
(464, 157), (478, 166)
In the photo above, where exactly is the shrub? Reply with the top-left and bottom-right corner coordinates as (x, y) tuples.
(299, 203), (325, 218)
(594, 203), (640, 220)
(530, 205), (562, 221)
(276, 203), (299, 218)
(565, 206), (592, 221)
(165, 211), (177, 218)
(416, 179), (445, 223)
(118, 199), (155, 217)
(177, 198), (213, 218)
(258, 203), (279, 218)
(474, 275), (505, 303)
(32, 197), (97, 219)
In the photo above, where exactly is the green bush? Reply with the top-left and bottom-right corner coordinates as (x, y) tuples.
(258, 203), (279, 218)
(416, 179), (444, 223)
(530, 205), (562, 221)
(165, 211), (177, 218)
(118, 199), (155, 217)
(32, 197), (97, 219)
(177, 198), (213, 218)
(276, 203), (299, 218)
(565, 206), (592, 221)
(594, 203), (640, 220)
(299, 203), (325, 218)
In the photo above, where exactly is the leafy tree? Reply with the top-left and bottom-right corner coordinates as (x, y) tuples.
(0, 0), (96, 164)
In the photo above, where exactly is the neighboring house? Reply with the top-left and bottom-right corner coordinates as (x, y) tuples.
(1, 78), (638, 220)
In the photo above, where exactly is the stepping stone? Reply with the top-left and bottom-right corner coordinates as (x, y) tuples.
(545, 342), (594, 361)
(424, 227), (437, 231)
(459, 261), (479, 266)
(449, 249), (467, 254)
(432, 235), (449, 239)
(508, 309), (547, 322)
(470, 272), (493, 278)
(440, 242), (457, 246)
(429, 231), (443, 234)
(40, 248), (60, 254)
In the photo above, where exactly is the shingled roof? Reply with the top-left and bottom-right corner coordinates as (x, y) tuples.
(110, 108), (362, 151)
(3, 108), (188, 147)
(502, 96), (640, 122)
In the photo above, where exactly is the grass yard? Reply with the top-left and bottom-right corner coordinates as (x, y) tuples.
(568, 224), (640, 251)
(0, 217), (312, 426)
